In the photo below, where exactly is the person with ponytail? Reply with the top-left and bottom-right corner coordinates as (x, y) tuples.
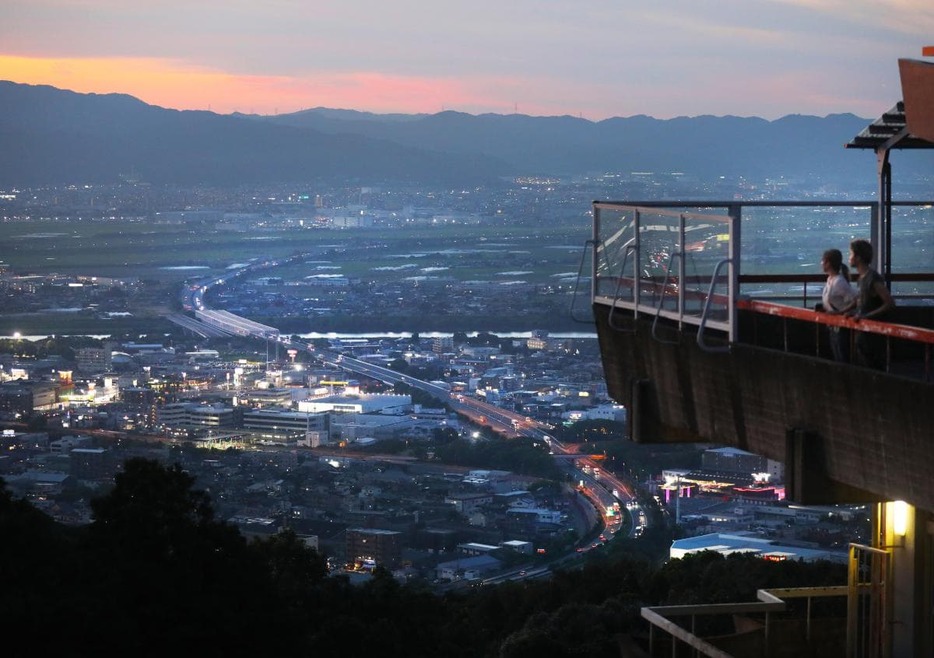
(819, 248), (856, 362)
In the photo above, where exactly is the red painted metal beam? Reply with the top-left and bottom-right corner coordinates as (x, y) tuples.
(737, 298), (934, 344)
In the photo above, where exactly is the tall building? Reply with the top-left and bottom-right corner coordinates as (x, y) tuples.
(345, 528), (402, 569)
(432, 336), (454, 354)
(76, 343), (114, 374)
(589, 55), (934, 657)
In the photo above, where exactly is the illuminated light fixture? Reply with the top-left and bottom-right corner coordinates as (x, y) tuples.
(893, 500), (910, 537)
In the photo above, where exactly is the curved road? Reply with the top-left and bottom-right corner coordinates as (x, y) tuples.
(176, 260), (649, 547)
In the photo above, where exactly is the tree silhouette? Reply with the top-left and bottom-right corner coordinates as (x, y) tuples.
(0, 461), (851, 658)
(0, 476), (83, 652)
(85, 458), (298, 656)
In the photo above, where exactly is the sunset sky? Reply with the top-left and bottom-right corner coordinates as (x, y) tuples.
(3, 1), (932, 120)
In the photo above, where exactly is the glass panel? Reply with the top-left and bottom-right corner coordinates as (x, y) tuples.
(594, 206), (638, 301)
(892, 205), (934, 300)
(594, 203), (732, 326)
(681, 212), (731, 322)
(636, 209), (681, 311)
(739, 205), (873, 307)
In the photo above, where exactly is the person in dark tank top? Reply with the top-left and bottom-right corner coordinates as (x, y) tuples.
(842, 238), (895, 369)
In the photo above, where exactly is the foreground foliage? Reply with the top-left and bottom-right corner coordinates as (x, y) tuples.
(1, 458), (845, 657)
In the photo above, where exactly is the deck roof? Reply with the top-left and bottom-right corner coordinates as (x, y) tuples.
(845, 101), (933, 150)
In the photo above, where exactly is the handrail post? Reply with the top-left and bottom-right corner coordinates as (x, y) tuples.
(764, 610), (771, 657)
(697, 258), (732, 353)
(652, 250), (683, 344)
(607, 206), (642, 332)
(727, 204), (741, 345)
(570, 238), (600, 323)
(592, 203), (600, 307)
(679, 212), (687, 327)
(806, 595), (812, 642)
(633, 209), (642, 311)
(608, 244), (639, 332)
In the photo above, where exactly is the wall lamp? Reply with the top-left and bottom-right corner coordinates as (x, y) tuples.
(893, 500), (909, 538)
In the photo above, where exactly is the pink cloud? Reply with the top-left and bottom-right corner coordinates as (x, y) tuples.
(0, 54), (531, 115)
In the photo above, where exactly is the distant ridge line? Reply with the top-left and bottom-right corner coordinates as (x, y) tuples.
(0, 80), (925, 188)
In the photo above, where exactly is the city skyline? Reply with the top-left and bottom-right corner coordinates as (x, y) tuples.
(3, 1), (932, 121)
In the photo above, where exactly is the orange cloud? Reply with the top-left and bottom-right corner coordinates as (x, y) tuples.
(0, 55), (507, 116)
(1, 55), (237, 109)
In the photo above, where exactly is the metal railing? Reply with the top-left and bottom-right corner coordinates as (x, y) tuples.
(640, 543), (892, 658)
(737, 298), (934, 381)
(847, 543), (891, 658)
(589, 200), (934, 378)
(592, 200), (934, 301)
(592, 203), (738, 341)
(643, 584), (849, 657)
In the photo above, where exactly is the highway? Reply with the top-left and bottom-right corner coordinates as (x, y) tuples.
(173, 260), (649, 553)
(177, 266), (542, 441)
(309, 351), (646, 542)
(301, 349), (546, 441)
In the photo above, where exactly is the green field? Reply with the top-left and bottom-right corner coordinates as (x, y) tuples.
(3, 217), (586, 277)
(1, 216), (592, 336)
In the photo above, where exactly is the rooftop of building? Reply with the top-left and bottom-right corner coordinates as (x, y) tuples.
(671, 532), (848, 563)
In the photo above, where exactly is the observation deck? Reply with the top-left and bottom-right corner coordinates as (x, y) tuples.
(587, 203), (934, 658)
(584, 53), (934, 658)
(587, 199), (934, 509)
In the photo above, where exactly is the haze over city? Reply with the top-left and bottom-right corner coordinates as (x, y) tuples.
(4, 0), (933, 120)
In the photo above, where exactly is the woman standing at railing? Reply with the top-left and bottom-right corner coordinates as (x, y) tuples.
(819, 248), (856, 362)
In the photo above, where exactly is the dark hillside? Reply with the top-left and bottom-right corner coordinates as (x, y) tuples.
(0, 81), (510, 187)
(3, 80), (930, 188)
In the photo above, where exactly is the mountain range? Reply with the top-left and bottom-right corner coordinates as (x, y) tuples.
(0, 80), (922, 188)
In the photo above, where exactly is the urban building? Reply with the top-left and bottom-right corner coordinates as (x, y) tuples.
(345, 528), (402, 569)
(156, 403), (235, 429)
(329, 413), (426, 441)
(702, 446), (784, 481)
(298, 393), (411, 415)
(75, 344), (114, 374)
(69, 447), (115, 481)
(120, 387), (155, 406)
(50, 435), (92, 454)
(435, 554), (501, 581)
(237, 387), (293, 407)
(242, 408), (329, 443)
(0, 380), (57, 415)
(670, 533), (848, 564)
(446, 493), (494, 515)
